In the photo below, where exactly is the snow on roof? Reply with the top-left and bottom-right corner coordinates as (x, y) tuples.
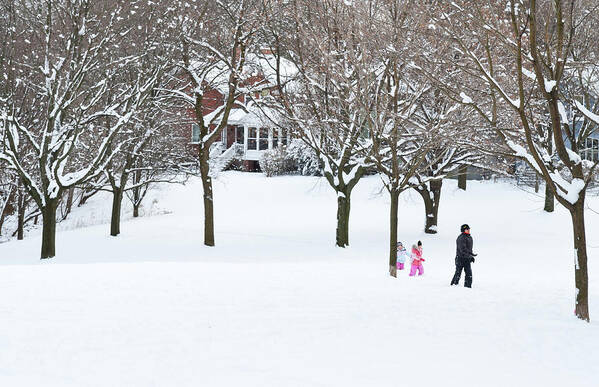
(202, 102), (280, 127)
(226, 103), (280, 127)
(191, 52), (297, 95)
(247, 53), (297, 86)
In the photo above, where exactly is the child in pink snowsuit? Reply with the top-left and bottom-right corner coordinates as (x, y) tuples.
(410, 241), (425, 276)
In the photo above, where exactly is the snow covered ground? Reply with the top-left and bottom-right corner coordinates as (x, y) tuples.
(0, 172), (598, 386)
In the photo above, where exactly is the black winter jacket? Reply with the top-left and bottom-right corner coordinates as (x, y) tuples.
(456, 232), (474, 260)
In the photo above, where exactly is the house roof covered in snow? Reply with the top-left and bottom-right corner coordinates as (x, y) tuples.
(203, 102), (280, 128)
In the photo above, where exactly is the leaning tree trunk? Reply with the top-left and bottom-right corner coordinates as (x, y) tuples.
(388, 188), (399, 277)
(571, 200), (590, 321)
(78, 185), (99, 207)
(0, 186), (14, 236)
(419, 179), (443, 234)
(199, 153), (215, 247)
(110, 188), (123, 237)
(335, 189), (351, 248)
(544, 125), (554, 212)
(458, 165), (467, 190)
(544, 181), (555, 212)
(40, 198), (58, 259)
(0, 209), (4, 236)
(62, 188), (74, 220)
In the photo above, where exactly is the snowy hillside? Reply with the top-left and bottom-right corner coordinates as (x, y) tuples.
(0, 172), (598, 386)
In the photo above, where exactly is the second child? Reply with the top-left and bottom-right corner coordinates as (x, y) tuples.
(396, 242), (410, 270)
(410, 240), (425, 276)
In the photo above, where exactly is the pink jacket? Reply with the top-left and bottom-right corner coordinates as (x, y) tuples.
(411, 245), (425, 265)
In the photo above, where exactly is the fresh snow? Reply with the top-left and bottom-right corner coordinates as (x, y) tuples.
(545, 79), (557, 93)
(566, 147), (582, 165)
(0, 173), (598, 387)
(459, 92), (473, 104)
(575, 100), (599, 125)
(558, 101), (570, 124)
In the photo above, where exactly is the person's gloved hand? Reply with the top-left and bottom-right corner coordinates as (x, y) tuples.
(470, 257), (475, 263)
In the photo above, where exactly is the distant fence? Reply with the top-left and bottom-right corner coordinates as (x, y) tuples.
(513, 164), (599, 195)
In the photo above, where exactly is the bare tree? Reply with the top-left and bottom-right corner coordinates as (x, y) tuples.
(408, 90), (481, 234)
(166, 0), (264, 247)
(266, 0), (384, 248)
(431, 0), (599, 321)
(0, 0), (162, 258)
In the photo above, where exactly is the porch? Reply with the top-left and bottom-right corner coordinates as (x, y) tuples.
(191, 106), (289, 172)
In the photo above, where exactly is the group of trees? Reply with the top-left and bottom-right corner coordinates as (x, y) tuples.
(258, 0), (484, 276)
(428, 0), (599, 322)
(1, 0), (598, 322)
(259, 0), (598, 322)
(0, 0), (194, 256)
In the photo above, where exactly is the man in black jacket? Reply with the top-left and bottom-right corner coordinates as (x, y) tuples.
(451, 224), (476, 288)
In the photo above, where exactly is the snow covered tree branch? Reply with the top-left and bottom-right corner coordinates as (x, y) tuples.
(0, 0), (165, 258)
(430, 0), (598, 322)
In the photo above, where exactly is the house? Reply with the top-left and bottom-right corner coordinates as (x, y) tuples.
(188, 51), (296, 172)
(191, 103), (291, 172)
(567, 96), (599, 163)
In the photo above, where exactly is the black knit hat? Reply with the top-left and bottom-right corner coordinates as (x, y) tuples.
(417, 240), (422, 246)
(460, 224), (470, 232)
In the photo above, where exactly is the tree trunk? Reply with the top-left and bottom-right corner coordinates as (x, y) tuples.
(544, 124), (554, 213)
(0, 199), (7, 236)
(571, 201), (590, 322)
(200, 155), (215, 246)
(0, 186), (14, 235)
(0, 209), (4, 236)
(424, 179), (442, 234)
(388, 188), (399, 277)
(17, 188), (25, 240)
(458, 165), (467, 190)
(78, 186), (98, 207)
(62, 188), (74, 220)
(335, 190), (351, 248)
(110, 188), (123, 237)
(40, 199), (58, 259)
(534, 173), (540, 193)
(544, 183), (555, 212)
(132, 171), (141, 218)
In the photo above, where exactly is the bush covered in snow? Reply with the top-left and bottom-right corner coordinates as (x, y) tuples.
(259, 146), (295, 177)
(286, 139), (321, 176)
(259, 140), (321, 177)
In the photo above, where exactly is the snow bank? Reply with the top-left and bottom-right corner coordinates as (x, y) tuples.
(0, 173), (598, 386)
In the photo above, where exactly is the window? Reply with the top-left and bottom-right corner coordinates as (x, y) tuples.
(236, 126), (244, 144)
(272, 129), (279, 148)
(248, 127), (257, 150)
(259, 128), (269, 150)
(221, 128), (227, 146)
(582, 138), (599, 162)
(281, 129), (289, 146)
(591, 138), (599, 162)
(192, 124), (200, 143)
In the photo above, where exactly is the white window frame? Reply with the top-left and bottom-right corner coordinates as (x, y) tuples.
(247, 127), (258, 150)
(258, 127), (269, 151)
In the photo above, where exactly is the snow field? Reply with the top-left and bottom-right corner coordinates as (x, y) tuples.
(0, 172), (598, 386)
